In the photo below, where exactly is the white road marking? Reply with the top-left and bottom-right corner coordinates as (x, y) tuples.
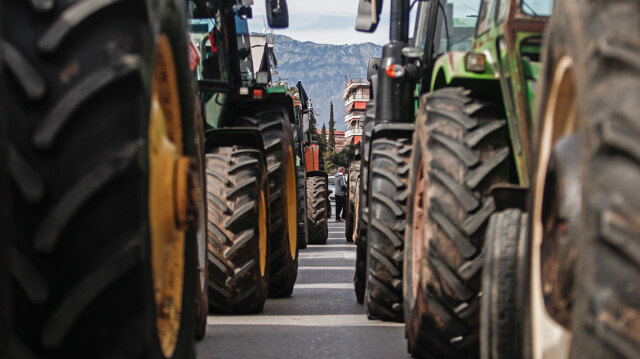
(299, 251), (356, 259)
(294, 283), (353, 289)
(298, 266), (353, 270)
(307, 244), (354, 248)
(208, 314), (403, 327)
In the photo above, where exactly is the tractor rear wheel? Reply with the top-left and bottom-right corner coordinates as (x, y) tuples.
(364, 137), (411, 322)
(205, 147), (270, 313)
(346, 162), (360, 243)
(405, 88), (510, 357)
(306, 175), (329, 245)
(2, 0), (198, 357)
(532, 2), (640, 357)
(232, 108), (298, 298)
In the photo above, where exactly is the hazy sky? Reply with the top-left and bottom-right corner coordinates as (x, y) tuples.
(248, 0), (391, 45)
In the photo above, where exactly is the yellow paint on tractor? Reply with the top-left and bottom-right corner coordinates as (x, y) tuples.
(286, 145), (297, 260)
(148, 34), (188, 358)
(259, 188), (268, 276)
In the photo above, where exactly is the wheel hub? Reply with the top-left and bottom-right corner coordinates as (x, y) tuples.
(148, 34), (198, 358)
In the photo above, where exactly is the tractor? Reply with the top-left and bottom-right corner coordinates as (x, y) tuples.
(295, 81), (330, 245)
(360, 0), (549, 356)
(189, 0), (300, 314)
(356, 0), (546, 355)
(481, 0), (640, 358)
(352, 0), (417, 323)
(1, 0), (208, 357)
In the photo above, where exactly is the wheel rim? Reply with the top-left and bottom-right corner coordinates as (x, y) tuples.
(411, 155), (425, 300)
(530, 55), (578, 359)
(286, 145), (297, 259)
(259, 187), (268, 276)
(148, 34), (188, 358)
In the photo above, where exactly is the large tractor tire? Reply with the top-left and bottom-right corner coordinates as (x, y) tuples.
(354, 104), (374, 304)
(346, 162), (360, 243)
(2, 0), (199, 357)
(404, 88), (511, 357)
(205, 147), (270, 313)
(530, 2), (640, 357)
(233, 108), (298, 298)
(296, 165), (308, 249)
(364, 137), (411, 322)
(306, 175), (329, 244)
(480, 209), (528, 359)
(0, 34), (8, 359)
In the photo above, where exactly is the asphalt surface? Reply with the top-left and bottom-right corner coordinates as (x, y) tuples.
(196, 204), (409, 359)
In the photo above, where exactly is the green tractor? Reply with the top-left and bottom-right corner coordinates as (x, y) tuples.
(482, 0), (640, 358)
(389, 0), (549, 357)
(190, 0), (300, 313)
(356, 0), (549, 354)
(2, 0), (207, 357)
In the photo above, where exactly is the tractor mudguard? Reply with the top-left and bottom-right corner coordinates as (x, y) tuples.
(489, 184), (529, 212)
(205, 127), (266, 164)
(370, 122), (414, 142)
(264, 91), (296, 124)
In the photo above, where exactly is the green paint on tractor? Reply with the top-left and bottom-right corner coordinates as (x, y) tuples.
(428, 0), (551, 186)
(266, 86), (287, 94)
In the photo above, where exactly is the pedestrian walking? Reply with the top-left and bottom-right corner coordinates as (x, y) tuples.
(335, 167), (347, 221)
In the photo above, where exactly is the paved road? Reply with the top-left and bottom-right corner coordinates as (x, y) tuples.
(197, 205), (409, 359)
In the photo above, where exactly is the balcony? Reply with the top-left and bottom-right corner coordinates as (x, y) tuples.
(344, 96), (369, 109)
(345, 128), (363, 139)
(345, 112), (365, 125)
(344, 78), (368, 91)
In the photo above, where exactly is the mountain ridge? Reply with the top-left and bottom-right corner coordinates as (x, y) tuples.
(269, 34), (382, 130)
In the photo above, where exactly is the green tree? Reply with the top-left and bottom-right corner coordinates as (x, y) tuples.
(328, 102), (336, 153)
(308, 110), (318, 136)
(317, 123), (327, 155)
(324, 143), (357, 173)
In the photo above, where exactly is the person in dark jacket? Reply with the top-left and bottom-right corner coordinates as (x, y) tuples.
(334, 167), (347, 221)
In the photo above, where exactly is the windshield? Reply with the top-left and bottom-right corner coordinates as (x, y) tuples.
(521, 0), (553, 16)
(235, 15), (254, 84)
(328, 177), (335, 186)
(436, 0), (481, 54)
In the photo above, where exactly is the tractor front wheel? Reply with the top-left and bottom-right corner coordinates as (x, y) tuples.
(405, 88), (511, 357)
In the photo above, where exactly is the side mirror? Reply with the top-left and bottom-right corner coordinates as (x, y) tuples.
(266, 0), (289, 28)
(356, 0), (383, 32)
(367, 58), (381, 80)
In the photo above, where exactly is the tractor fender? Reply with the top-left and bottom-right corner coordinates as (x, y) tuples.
(370, 122), (414, 142)
(265, 92), (296, 124)
(204, 127), (267, 166)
